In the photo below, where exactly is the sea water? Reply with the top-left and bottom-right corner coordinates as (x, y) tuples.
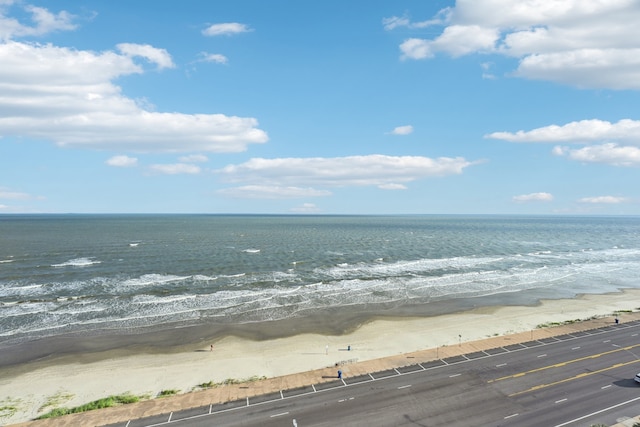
(1, 214), (640, 348)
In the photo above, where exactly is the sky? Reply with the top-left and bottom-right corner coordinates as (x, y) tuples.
(1, 0), (640, 215)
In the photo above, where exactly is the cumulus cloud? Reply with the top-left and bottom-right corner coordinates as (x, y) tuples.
(378, 183), (407, 190)
(116, 43), (175, 69)
(553, 143), (640, 167)
(0, 39), (268, 152)
(0, 188), (31, 200)
(202, 23), (251, 36)
(488, 119), (640, 168)
(216, 154), (477, 198)
(217, 185), (331, 199)
(290, 203), (321, 213)
(179, 154), (208, 163)
(578, 196), (628, 204)
(106, 155), (138, 167)
(388, 1), (640, 89)
(383, 11), (448, 31)
(0, 3), (77, 40)
(512, 192), (553, 203)
(487, 119), (640, 143)
(149, 163), (201, 175)
(390, 125), (413, 135)
(197, 52), (228, 64)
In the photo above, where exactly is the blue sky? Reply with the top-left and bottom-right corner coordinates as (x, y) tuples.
(1, 0), (640, 215)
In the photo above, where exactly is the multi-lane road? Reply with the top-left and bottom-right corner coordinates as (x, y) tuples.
(104, 320), (640, 427)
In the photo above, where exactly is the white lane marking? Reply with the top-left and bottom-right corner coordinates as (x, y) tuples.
(603, 340), (611, 343)
(555, 398), (567, 404)
(271, 412), (290, 418)
(496, 363), (507, 367)
(601, 385), (612, 389)
(398, 384), (412, 389)
(632, 333), (638, 337)
(537, 354), (547, 358)
(571, 347), (580, 350)
(554, 396), (640, 427)
(504, 413), (519, 419)
(293, 419), (298, 427)
(449, 373), (461, 378)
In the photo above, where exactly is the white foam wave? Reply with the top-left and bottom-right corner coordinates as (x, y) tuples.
(52, 257), (101, 268)
(242, 248), (261, 253)
(121, 274), (190, 287)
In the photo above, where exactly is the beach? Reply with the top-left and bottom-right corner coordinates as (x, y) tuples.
(2, 289), (640, 426)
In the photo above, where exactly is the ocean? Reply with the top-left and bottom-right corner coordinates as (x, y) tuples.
(2, 214), (640, 362)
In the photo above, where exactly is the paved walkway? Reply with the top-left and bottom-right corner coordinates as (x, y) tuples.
(10, 313), (640, 427)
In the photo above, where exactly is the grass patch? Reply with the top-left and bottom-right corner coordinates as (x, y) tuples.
(0, 397), (22, 419)
(536, 316), (600, 329)
(194, 375), (268, 391)
(39, 390), (74, 412)
(37, 393), (141, 419)
(157, 389), (179, 397)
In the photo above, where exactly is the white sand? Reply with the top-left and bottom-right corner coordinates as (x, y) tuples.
(1, 290), (639, 425)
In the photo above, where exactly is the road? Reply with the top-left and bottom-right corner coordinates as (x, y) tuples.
(103, 320), (640, 427)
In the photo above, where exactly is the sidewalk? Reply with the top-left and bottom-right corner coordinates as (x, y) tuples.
(10, 313), (640, 427)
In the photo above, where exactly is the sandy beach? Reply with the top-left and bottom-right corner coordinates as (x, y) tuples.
(2, 289), (640, 425)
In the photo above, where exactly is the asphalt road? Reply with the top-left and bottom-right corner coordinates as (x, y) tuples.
(104, 320), (640, 427)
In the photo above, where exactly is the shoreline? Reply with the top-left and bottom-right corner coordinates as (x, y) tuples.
(2, 289), (640, 425)
(0, 285), (600, 368)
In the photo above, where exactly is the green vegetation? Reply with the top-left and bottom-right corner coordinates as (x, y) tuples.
(37, 393), (141, 419)
(39, 390), (74, 412)
(0, 397), (22, 419)
(157, 389), (179, 397)
(194, 375), (267, 391)
(536, 315), (600, 329)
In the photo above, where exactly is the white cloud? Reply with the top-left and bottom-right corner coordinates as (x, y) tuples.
(390, 125), (413, 135)
(0, 3), (77, 40)
(197, 52), (228, 64)
(179, 154), (208, 163)
(106, 155), (137, 167)
(149, 163), (201, 175)
(383, 13), (447, 31)
(217, 185), (331, 199)
(400, 38), (432, 60)
(378, 183), (407, 190)
(116, 43), (175, 69)
(0, 188), (31, 199)
(578, 196), (628, 204)
(512, 192), (553, 203)
(0, 40), (268, 152)
(202, 23), (251, 36)
(553, 143), (640, 167)
(392, 0), (640, 89)
(217, 155), (476, 191)
(487, 118), (640, 168)
(290, 203), (321, 213)
(487, 119), (640, 144)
